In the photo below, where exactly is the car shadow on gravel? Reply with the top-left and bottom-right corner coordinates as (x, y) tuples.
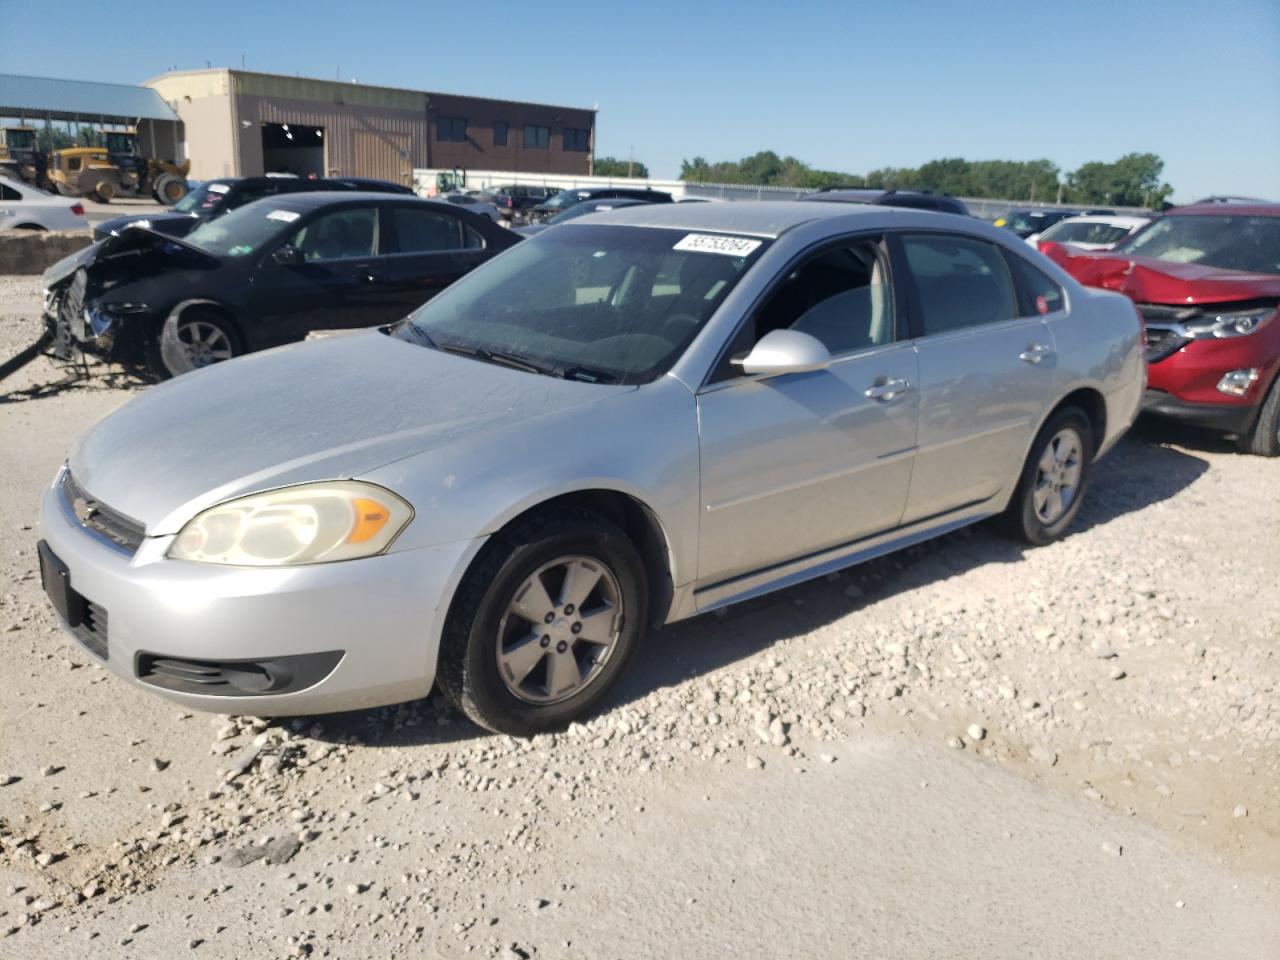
(303, 431), (1210, 747)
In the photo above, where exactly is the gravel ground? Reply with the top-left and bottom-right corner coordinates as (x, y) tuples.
(1, 275), (1277, 958)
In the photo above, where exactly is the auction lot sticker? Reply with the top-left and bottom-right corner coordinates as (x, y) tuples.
(674, 233), (763, 257)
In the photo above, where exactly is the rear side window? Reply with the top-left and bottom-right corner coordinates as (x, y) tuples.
(0, 184), (20, 201)
(1005, 253), (1066, 316)
(901, 234), (1018, 335)
(392, 207), (484, 253)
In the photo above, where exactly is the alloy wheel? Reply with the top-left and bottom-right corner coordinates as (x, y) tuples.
(496, 555), (622, 705)
(1033, 427), (1083, 524)
(175, 320), (234, 369)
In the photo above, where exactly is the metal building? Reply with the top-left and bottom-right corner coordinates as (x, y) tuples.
(0, 72), (182, 158)
(144, 69), (596, 185)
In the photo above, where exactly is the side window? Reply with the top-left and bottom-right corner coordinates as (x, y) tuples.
(713, 240), (893, 382)
(901, 234), (1017, 335)
(0, 184), (20, 201)
(291, 207), (379, 261)
(66, 157), (82, 172)
(227, 183), (280, 209)
(1005, 253), (1066, 316)
(392, 207), (465, 254)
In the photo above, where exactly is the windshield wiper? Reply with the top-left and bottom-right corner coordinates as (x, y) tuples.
(561, 366), (618, 384)
(436, 343), (559, 378)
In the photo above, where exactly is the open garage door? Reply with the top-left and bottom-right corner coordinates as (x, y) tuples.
(353, 129), (411, 185)
(262, 122), (325, 178)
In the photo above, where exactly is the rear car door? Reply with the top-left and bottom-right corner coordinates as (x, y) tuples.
(250, 202), (390, 343)
(381, 204), (490, 317)
(696, 236), (919, 588)
(897, 232), (1057, 524)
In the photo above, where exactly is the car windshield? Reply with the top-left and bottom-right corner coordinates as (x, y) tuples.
(184, 201), (297, 257)
(541, 189), (591, 210)
(173, 181), (230, 214)
(1040, 220), (1135, 246)
(1008, 213), (1052, 232)
(1116, 215), (1280, 275)
(546, 201), (633, 225)
(394, 224), (769, 385)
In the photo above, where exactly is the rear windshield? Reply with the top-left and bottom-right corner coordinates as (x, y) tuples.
(1039, 220), (1136, 246)
(1117, 215), (1280, 275)
(394, 224), (769, 384)
(173, 181), (230, 214)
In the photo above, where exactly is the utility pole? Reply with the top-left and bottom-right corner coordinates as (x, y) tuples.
(628, 145), (633, 179)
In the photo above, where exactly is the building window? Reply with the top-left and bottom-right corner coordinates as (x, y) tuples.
(564, 128), (590, 152)
(522, 125), (550, 149)
(436, 117), (467, 143)
(494, 121), (508, 147)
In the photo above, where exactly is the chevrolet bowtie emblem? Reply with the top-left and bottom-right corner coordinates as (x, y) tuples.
(73, 496), (99, 524)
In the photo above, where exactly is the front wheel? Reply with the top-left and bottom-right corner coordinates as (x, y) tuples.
(146, 308), (241, 379)
(1236, 377), (1280, 457)
(437, 507), (649, 736)
(1000, 406), (1094, 545)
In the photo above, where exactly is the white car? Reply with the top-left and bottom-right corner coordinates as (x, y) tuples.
(1026, 214), (1152, 251)
(0, 175), (88, 232)
(438, 192), (502, 222)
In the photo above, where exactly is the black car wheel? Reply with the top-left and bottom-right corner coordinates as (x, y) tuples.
(146, 307), (242, 380)
(1237, 377), (1280, 457)
(437, 507), (649, 736)
(1000, 406), (1095, 546)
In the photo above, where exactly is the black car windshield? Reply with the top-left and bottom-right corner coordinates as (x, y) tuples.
(394, 224), (770, 385)
(1116, 215), (1280, 275)
(541, 189), (591, 210)
(184, 201), (298, 257)
(546, 200), (640, 225)
(173, 181), (230, 214)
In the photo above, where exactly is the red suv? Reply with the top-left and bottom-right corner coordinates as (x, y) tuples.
(1041, 203), (1280, 455)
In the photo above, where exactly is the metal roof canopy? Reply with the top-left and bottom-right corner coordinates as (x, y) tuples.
(0, 73), (178, 123)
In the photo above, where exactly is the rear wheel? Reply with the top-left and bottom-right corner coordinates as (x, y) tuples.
(437, 507), (649, 736)
(146, 307), (241, 379)
(1000, 406), (1094, 545)
(154, 174), (188, 205)
(1237, 377), (1280, 457)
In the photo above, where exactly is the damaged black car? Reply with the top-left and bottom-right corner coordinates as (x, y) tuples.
(43, 192), (518, 378)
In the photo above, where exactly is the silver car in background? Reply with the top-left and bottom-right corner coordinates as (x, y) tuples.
(37, 202), (1144, 735)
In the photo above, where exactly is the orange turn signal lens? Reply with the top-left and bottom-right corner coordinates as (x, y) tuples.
(348, 498), (392, 544)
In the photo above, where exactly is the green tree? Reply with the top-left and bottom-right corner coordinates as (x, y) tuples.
(594, 156), (650, 178)
(1066, 153), (1172, 208)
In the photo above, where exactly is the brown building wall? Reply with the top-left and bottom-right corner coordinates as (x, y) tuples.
(423, 93), (594, 175)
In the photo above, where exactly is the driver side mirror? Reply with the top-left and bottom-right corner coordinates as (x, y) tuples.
(272, 244), (304, 266)
(732, 329), (831, 377)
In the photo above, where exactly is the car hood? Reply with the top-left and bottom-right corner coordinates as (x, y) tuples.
(69, 331), (636, 535)
(1041, 243), (1280, 304)
(42, 227), (218, 288)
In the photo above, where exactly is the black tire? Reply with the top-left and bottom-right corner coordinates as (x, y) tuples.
(155, 174), (188, 205)
(1000, 405), (1095, 546)
(144, 307), (242, 380)
(1236, 377), (1280, 457)
(437, 507), (649, 736)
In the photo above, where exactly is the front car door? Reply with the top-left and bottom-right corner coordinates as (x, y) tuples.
(382, 204), (490, 317)
(696, 235), (919, 590)
(251, 202), (388, 344)
(896, 231), (1058, 524)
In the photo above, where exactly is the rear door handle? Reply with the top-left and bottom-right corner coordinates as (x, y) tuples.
(1019, 343), (1053, 364)
(865, 377), (911, 401)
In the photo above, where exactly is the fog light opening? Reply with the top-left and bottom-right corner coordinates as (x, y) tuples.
(1216, 368), (1259, 398)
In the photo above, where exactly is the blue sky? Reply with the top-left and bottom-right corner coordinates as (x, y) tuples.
(6, 0), (1279, 200)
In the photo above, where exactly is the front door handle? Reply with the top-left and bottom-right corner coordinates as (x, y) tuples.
(1019, 343), (1053, 364)
(865, 377), (911, 401)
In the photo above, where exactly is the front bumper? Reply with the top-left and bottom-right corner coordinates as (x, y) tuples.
(38, 474), (479, 715)
(1141, 388), (1260, 434)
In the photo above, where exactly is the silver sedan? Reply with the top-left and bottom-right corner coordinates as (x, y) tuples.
(38, 202), (1144, 735)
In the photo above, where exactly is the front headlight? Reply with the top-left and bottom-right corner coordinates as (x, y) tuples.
(1182, 308), (1274, 340)
(168, 481), (413, 566)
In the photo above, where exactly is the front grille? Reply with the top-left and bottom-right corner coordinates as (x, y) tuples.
(1143, 324), (1190, 363)
(61, 471), (146, 554)
(71, 601), (109, 661)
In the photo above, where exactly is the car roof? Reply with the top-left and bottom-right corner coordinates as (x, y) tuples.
(1169, 203), (1280, 218)
(571, 199), (909, 238)
(247, 192), (456, 212)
